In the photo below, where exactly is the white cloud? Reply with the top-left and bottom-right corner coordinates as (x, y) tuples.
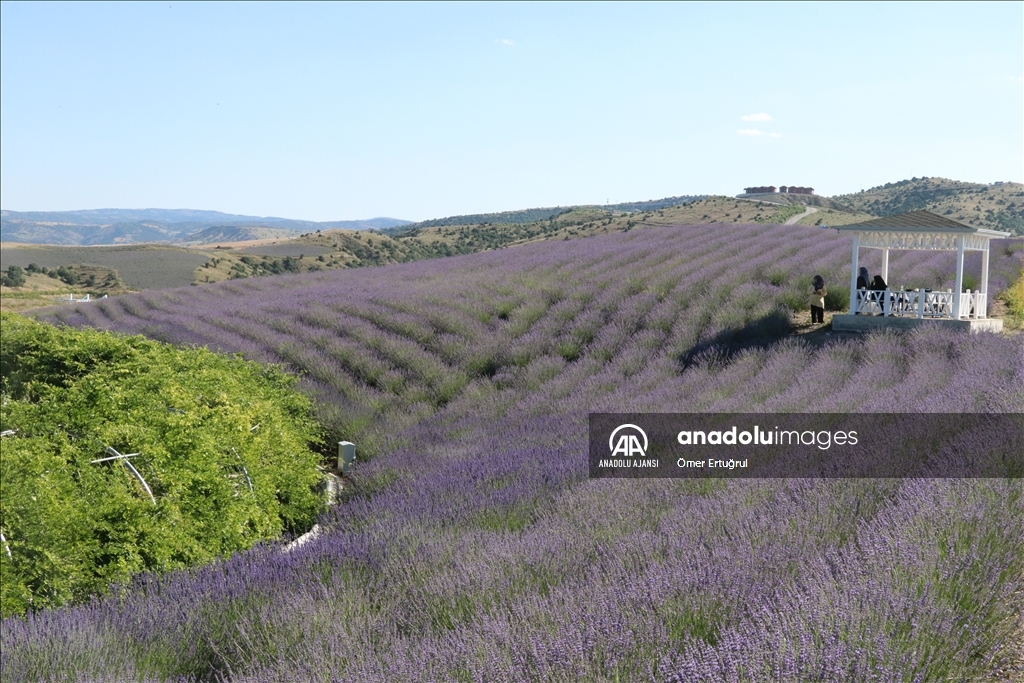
(741, 113), (772, 122)
(737, 129), (765, 136)
(769, 132), (782, 138)
(497, 38), (515, 46)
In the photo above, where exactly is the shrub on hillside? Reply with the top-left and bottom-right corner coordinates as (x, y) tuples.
(55, 266), (78, 285)
(1, 266), (26, 288)
(0, 313), (324, 617)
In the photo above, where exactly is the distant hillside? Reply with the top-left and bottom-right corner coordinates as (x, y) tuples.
(318, 217), (414, 231)
(735, 192), (853, 212)
(394, 196), (875, 249)
(0, 209), (412, 246)
(0, 220), (189, 245)
(1, 208), (285, 225)
(397, 207), (569, 230)
(182, 225), (314, 245)
(2, 194), (880, 299)
(6, 179), (1022, 304)
(6, 176), (1020, 252)
(833, 178), (1023, 235)
(388, 195), (706, 233)
(605, 195), (707, 213)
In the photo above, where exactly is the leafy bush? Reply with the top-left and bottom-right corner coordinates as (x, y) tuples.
(55, 265), (78, 285)
(0, 313), (324, 617)
(1, 266), (26, 288)
(824, 286), (849, 311)
(1002, 273), (1024, 328)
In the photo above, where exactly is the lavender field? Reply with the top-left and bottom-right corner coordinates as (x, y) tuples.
(5, 223), (1024, 682)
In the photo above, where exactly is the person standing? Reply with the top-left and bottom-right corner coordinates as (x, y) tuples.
(809, 275), (826, 324)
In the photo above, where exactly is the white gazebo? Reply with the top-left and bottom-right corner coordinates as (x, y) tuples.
(831, 210), (1010, 333)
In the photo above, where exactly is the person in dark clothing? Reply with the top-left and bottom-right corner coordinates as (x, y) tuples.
(856, 266), (870, 290)
(809, 275), (826, 324)
(869, 275), (889, 314)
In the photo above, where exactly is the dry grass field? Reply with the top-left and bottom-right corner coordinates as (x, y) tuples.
(0, 244), (212, 290)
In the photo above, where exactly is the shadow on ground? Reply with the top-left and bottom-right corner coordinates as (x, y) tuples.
(678, 308), (860, 371)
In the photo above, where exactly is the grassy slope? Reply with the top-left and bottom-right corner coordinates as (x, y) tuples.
(181, 225), (301, 245)
(794, 207), (877, 227)
(834, 177), (1024, 234)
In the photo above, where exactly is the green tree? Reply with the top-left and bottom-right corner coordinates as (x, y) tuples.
(55, 266), (78, 285)
(2, 266), (26, 287)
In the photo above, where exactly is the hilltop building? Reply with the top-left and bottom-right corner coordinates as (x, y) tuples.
(742, 185), (814, 195)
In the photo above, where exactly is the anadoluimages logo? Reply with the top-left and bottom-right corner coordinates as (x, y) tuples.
(609, 424), (648, 457)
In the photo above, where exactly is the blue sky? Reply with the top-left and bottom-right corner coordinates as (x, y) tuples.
(1, 2), (1021, 221)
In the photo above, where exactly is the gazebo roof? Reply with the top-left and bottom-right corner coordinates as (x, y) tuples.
(836, 210), (1010, 238)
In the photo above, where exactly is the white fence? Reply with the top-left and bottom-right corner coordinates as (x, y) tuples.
(56, 294), (108, 304)
(854, 289), (987, 320)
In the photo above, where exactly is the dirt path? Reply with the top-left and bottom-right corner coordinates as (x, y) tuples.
(785, 206), (819, 225)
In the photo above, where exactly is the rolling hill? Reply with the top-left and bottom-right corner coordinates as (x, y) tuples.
(395, 195), (707, 231)
(0, 209), (412, 246)
(834, 177), (1023, 234)
(5, 177), (1021, 249)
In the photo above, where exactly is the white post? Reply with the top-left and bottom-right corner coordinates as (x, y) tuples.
(881, 247), (889, 284)
(953, 236), (965, 319)
(849, 234), (860, 314)
(338, 441), (356, 474)
(980, 242), (990, 318)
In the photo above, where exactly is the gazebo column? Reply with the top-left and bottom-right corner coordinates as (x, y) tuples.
(952, 236), (965, 319)
(980, 244), (990, 318)
(880, 247), (890, 316)
(849, 234), (860, 314)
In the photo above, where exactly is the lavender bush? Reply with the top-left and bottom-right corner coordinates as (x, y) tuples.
(4, 224), (1022, 682)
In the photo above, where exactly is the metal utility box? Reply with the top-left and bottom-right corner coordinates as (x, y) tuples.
(338, 441), (356, 474)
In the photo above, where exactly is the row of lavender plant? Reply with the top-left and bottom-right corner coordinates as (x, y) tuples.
(5, 224), (1023, 681)
(40, 226), (1023, 453)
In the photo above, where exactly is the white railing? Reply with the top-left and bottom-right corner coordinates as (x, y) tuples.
(854, 289), (986, 320)
(54, 293), (108, 305)
(959, 291), (986, 319)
